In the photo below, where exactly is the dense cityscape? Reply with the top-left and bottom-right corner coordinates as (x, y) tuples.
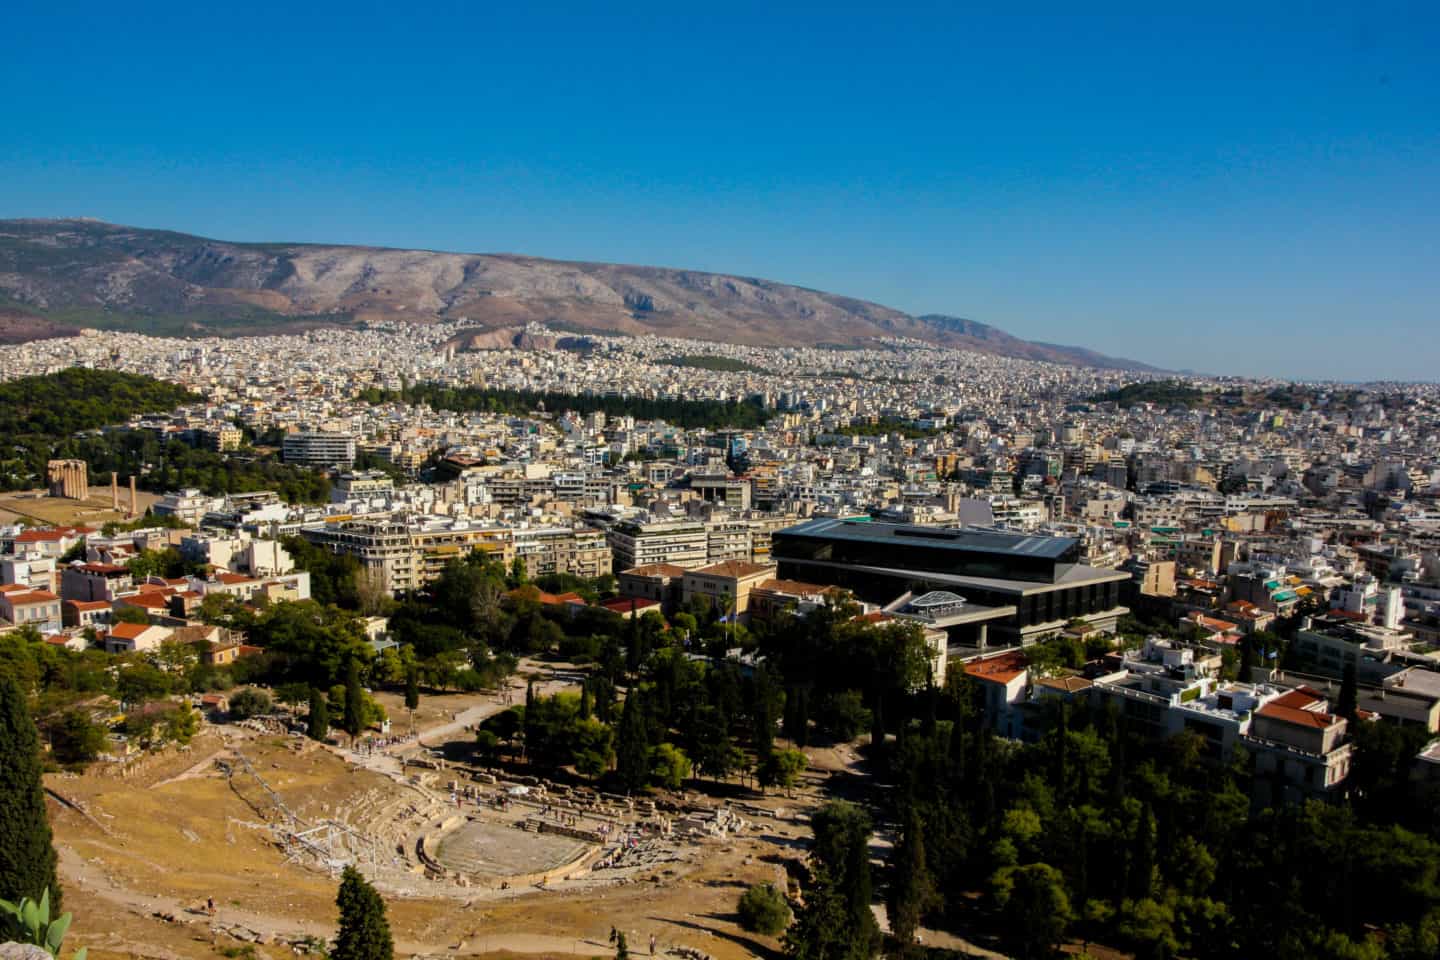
(4, 4), (1438, 959)
(1, 320), (1438, 960)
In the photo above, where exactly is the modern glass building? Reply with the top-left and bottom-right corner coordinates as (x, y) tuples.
(773, 518), (1130, 645)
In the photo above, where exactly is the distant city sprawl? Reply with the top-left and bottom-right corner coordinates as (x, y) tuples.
(2, 319), (1440, 960)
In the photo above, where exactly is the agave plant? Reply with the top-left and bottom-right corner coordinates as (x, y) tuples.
(0, 888), (86, 960)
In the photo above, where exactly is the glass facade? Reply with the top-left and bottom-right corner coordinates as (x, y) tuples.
(772, 531), (1081, 584)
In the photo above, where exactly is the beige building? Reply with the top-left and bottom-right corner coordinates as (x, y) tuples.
(617, 563), (688, 611)
(680, 560), (777, 623)
(749, 578), (846, 622)
(0, 587), (63, 632)
(302, 518), (510, 594)
(607, 518), (708, 570)
(103, 621), (174, 654)
(513, 526), (613, 580)
(1135, 559), (1177, 598)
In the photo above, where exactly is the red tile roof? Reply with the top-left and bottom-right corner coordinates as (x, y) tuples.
(76, 563), (129, 575)
(964, 651), (1029, 685)
(601, 597), (660, 614)
(1271, 686), (1327, 711)
(12, 526), (92, 543)
(64, 600), (111, 611)
(215, 572), (257, 584)
(2, 590), (59, 605)
(1257, 702), (1339, 729)
(107, 622), (153, 640)
(119, 592), (172, 609)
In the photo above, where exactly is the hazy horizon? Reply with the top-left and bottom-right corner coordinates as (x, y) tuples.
(3, 3), (1437, 381)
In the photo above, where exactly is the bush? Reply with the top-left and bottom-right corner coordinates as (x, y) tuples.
(558, 633), (601, 662)
(228, 688), (273, 720)
(49, 708), (108, 768)
(737, 882), (791, 935)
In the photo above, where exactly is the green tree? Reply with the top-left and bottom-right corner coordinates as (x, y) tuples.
(615, 690), (650, 793)
(228, 688), (272, 720)
(0, 676), (61, 908)
(1337, 661), (1358, 720)
(886, 807), (937, 953)
(49, 709), (107, 768)
(165, 701), (199, 745)
(332, 865), (393, 960)
(308, 687), (330, 740)
(1130, 803), (1159, 900)
(785, 864), (854, 960)
(1238, 635), (1257, 682)
(991, 862), (1073, 959)
(343, 657), (364, 739)
(817, 690), (870, 742)
(760, 748), (807, 797)
(650, 743), (692, 790)
(115, 660), (171, 708)
(738, 882), (792, 935)
(808, 801), (880, 957)
(112, 605), (150, 625)
(404, 667), (420, 713)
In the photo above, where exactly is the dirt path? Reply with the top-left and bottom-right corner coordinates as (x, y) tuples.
(150, 747), (233, 788)
(63, 845), (617, 957)
(341, 675), (576, 778)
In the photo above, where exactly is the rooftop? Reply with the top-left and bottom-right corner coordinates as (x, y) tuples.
(690, 560), (773, 579)
(1257, 702), (1341, 730)
(780, 517), (1079, 560)
(621, 563), (691, 578)
(2, 590), (59, 605)
(964, 650), (1028, 684)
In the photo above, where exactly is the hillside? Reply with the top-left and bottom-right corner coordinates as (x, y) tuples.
(0, 218), (1159, 370)
(0, 368), (199, 436)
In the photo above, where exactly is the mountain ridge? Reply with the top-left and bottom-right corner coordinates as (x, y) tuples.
(0, 218), (1159, 370)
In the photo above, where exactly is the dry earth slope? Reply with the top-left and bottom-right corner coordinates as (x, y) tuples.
(0, 218), (1158, 369)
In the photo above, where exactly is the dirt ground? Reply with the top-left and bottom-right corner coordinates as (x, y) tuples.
(47, 687), (807, 960)
(0, 488), (161, 527)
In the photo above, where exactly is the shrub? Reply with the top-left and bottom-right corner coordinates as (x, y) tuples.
(737, 882), (791, 935)
(228, 688), (273, 720)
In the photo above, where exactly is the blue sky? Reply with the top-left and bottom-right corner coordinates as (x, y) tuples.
(3, 2), (1437, 380)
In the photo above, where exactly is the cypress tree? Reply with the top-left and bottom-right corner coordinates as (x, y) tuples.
(404, 667), (419, 713)
(523, 680), (537, 758)
(343, 657), (364, 739)
(332, 865), (393, 960)
(1337, 661), (1358, 720)
(579, 681), (593, 721)
(753, 671), (774, 764)
(947, 717), (968, 784)
(811, 801), (880, 956)
(1238, 635), (1257, 683)
(783, 684), (800, 743)
(1129, 803), (1158, 900)
(788, 686), (810, 748)
(785, 864), (850, 960)
(886, 807), (936, 954)
(0, 676), (60, 909)
(920, 681), (938, 737)
(615, 690), (650, 792)
(308, 686), (329, 740)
